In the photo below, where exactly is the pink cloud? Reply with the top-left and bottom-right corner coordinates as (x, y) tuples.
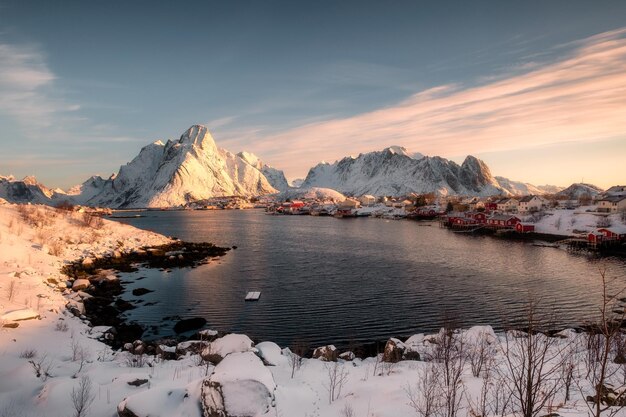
(227, 28), (626, 179)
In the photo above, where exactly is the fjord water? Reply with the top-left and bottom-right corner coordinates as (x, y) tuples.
(113, 210), (626, 348)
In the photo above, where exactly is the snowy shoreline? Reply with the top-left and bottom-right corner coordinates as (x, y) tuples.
(2, 202), (626, 417)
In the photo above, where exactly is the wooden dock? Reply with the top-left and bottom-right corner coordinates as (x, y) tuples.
(245, 291), (261, 301)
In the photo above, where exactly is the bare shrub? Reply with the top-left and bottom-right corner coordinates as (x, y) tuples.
(29, 354), (53, 380)
(466, 366), (492, 417)
(48, 239), (64, 257)
(81, 212), (104, 229)
(406, 364), (441, 417)
(576, 268), (626, 417)
(323, 361), (348, 404)
(499, 300), (566, 417)
(340, 403), (356, 417)
(489, 375), (514, 417)
(289, 341), (308, 379)
(6, 280), (17, 301)
(466, 329), (496, 377)
(56, 200), (75, 212)
(71, 375), (95, 417)
(19, 349), (37, 359)
(433, 327), (466, 417)
(55, 321), (69, 332)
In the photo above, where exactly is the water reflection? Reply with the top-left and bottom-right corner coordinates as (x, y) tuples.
(113, 210), (626, 347)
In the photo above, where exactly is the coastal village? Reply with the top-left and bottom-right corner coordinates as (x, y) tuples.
(182, 185), (626, 253)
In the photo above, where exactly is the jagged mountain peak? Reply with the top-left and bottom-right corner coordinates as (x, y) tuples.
(178, 124), (217, 152)
(66, 125), (279, 208)
(382, 146), (411, 157)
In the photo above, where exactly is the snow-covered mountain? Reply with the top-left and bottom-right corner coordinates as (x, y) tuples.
(556, 183), (604, 199)
(0, 175), (70, 205)
(237, 151), (290, 192)
(72, 125), (278, 208)
(493, 176), (551, 196)
(301, 147), (556, 197)
(301, 147), (502, 196)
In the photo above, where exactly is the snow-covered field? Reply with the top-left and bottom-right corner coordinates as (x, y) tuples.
(521, 206), (624, 236)
(1, 202), (625, 417)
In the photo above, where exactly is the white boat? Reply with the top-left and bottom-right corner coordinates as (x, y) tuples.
(245, 291), (261, 301)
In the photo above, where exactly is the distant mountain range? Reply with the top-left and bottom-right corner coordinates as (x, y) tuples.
(301, 146), (559, 197)
(1, 124), (594, 208)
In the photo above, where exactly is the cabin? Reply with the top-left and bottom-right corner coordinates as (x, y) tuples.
(466, 211), (487, 224)
(597, 226), (626, 242)
(588, 231), (604, 244)
(515, 223), (535, 233)
(486, 215), (521, 229)
(518, 195), (547, 213)
(597, 196), (626, 213)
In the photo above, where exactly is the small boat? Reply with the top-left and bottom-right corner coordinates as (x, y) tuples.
(245, 291), (261, 301)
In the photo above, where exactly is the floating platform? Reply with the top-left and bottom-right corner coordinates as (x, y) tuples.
(245, 291), (261, 301)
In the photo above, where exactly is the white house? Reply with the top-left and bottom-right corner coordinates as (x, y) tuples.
(358, 195), (376, 206)
(496, 198), (519, 213)
(597, 195), (626, 213)
(518, 195), (547, 213)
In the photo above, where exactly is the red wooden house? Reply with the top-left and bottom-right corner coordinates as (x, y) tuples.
(588, 231), (604, 243)
(466, 212), (487, 224)
(597, 227), (626, 242)
(486, 215), (521, 229)
(515, 223), (535, 233)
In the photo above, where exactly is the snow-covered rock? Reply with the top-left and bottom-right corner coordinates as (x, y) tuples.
(383, 338), (406, 363)
(0, 308), (40, 322)
(204, 333), (254, 360)
(312, 344), (338, 361)
(201, 351), (276, 417)
(255, 341), (287, 366)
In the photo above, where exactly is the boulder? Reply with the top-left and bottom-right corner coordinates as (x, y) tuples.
(201, 352), (276, 417)
(202, 334), (254, 363)
(173, 317), (207, 334)
(156, 344), (176, 361)
(383, 338), (405, 363)
(256, 342), (286, 366)
(312, 345), (338, 362)
(339, 351), (355, 361)
(131, 288), (153, 296)
(72, 279), (90, 291)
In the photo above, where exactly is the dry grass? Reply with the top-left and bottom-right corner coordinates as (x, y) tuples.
(48, 239), (64, 257)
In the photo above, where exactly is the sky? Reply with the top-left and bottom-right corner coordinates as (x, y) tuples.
(0, 0), (625, 189)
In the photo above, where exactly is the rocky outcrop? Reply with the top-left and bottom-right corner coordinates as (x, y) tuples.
(312, 345), (338, 362)
(383, 338), (406, 363)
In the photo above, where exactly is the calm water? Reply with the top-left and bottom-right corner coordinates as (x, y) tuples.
(111, 210), (626, 348)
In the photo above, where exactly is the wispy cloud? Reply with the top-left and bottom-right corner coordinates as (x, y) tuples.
(234, 28), (626, 178)
(0, 43), (80, 132)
